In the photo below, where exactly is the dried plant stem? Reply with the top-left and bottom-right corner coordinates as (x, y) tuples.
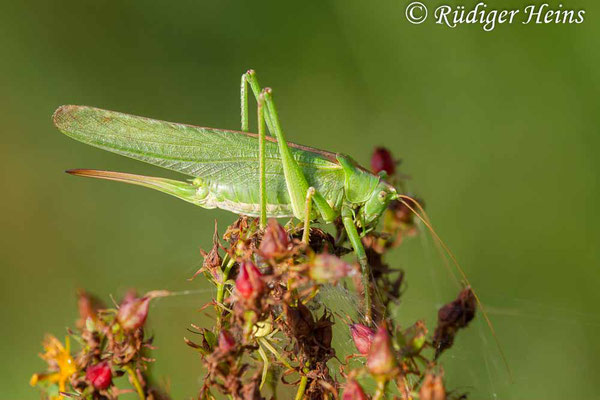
(124, 364), (145, 400)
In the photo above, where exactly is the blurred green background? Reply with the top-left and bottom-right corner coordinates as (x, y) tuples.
(2, 0), (599, 398)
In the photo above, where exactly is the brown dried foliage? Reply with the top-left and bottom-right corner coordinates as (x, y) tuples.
(32, 148), (479, 400)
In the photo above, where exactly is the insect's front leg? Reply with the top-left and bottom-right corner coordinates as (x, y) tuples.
(342, 204), (373, 325)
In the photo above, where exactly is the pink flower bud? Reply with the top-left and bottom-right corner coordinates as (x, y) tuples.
(259, 219), (291, 259)
(342, 379), (369, 400)
(218, 330), (236, 353)
(117, 297), (150, 331)
(86, 362), (112, 390)
(371, 147), (396, 176)
(367, 324), (397, 377)
(235, 261), (264, 299)
(309, 254), (352, 284)
(350, 323), (375, 355)
(117, 290), (169, 331)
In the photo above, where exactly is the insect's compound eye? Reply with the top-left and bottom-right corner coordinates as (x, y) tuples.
(378, 191), (387, 203)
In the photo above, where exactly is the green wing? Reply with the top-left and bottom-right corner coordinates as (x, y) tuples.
(53, 105), (345, 216)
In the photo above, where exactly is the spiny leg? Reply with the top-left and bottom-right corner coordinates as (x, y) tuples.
(263, 88), (337, 222)
(302, 187), (316, 244)
(257, 92), (267, 228)
(241, 71), (267, 228)
(342, 204), (372, 325)
(242, 70), (275, 134)
(240, 73), (249, 132)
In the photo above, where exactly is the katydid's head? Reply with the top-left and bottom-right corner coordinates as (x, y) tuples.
(360, 181), (397, 227)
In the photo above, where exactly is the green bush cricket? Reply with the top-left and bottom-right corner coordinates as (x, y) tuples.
(53, 69), (399, 323)
(53, 70), (510, 375)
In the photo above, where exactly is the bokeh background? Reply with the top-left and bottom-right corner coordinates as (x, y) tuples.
(2, 0), (599, 398)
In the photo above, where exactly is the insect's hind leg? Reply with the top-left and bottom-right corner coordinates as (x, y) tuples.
(242, 70), (373, 324)
(241, 70), (274, 134)
(241, 70), (268, 228)
(242, 70), (336, 223)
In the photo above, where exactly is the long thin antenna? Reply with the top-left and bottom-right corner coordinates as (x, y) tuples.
(396, 194), (513, 380)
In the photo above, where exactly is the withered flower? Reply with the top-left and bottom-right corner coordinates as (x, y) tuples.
(349, 323), (375, 355)
(283, 302), (314, 339)
(419, 371), (446, 400)
(309, 253), (352, 284)
(235, 261), (264, 300)
(185, 328), (216, 355)
(382, 196), (423, 247)
(314, 311), (334, 349)
(218, 330), (236, 353)
(193, 222), (223, 282)
(259, 219), (291, 259)
(76, 289), (104, 330)
(366, 324), (397, 378)
(433, 287), (476, 358)
(86, 362), (112, 390)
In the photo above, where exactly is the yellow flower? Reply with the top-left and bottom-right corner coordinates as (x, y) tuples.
(30, 335), (77, 399)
